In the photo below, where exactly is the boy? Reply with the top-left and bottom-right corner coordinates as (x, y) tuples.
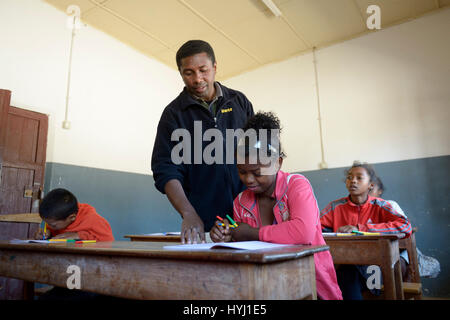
(36, 188), (114, 241)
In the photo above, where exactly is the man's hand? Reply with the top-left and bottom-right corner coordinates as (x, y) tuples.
(164, 179), (206, 244)
(181, 211), (205, 244)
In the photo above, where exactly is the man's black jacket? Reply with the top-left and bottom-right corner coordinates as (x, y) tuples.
(151, 83), (254, 231)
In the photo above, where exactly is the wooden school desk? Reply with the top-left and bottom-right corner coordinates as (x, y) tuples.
(323, 234), (405, 300)
(0, 241), (327, 300)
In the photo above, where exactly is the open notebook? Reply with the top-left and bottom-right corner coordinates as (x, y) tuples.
(163, 240), (290, 251)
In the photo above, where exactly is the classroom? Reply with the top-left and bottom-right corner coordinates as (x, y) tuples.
(0, 0), (449, 300)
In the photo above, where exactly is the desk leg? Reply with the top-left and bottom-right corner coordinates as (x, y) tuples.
(308, 256), (317, 300)
(23, 281), (34, 300)
(394, 261), (404, 300)
(379, 239), (404, 300)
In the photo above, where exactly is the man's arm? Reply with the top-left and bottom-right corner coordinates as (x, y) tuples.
(152, 110), (204, 243)
(164, 179), (205, 244)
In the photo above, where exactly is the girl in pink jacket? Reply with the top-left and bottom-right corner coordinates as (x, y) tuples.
(210, 111), (342, 300)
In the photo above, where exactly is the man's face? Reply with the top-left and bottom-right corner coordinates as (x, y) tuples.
(179, 52), (217, 101)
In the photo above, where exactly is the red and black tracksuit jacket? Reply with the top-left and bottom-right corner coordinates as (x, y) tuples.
(320, 195), (412, 237)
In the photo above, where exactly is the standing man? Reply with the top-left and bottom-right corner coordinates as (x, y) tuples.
(151, 40), (254, 244)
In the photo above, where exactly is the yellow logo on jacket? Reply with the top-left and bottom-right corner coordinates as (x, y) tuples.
(221, 107), (232, 113)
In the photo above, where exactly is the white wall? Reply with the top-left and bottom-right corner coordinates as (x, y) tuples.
(1, 1), (449, 176)
(224, 8), (450, 172)
(0, 0), (182, 175)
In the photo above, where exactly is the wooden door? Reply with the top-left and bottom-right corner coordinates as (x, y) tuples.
(0, 103), (48, 213)
(0, 89), (48, 299)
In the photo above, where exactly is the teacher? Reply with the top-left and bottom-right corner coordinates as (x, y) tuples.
(151, 40), (254, 244)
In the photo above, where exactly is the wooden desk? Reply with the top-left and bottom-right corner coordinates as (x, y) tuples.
(124, 234), (181, 242)
(0, 241), (327, 300)
(0, 214), (40, 299)
(324, 234), (404, 300)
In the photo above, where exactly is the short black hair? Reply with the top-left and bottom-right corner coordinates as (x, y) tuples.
(345, 161), (377, 182)
(39, 188), (78, 220)
(238, 111), (285, 159)
(372, 175), (385, 193)
(176, 40), (216, 70)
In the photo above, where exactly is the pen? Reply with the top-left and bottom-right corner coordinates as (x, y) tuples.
(216, 216), (224, 221)
(362, 231), (381, 236)
(75, 240), (97, 244)
(43, 223), (47, 240)
(352, 230), (381, 236)
(226, 214), (238, 228)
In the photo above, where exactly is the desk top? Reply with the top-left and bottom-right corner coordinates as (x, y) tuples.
(0, 241), (328, 264)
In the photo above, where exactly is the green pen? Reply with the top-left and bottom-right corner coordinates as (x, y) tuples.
(226, 214), (238, 227)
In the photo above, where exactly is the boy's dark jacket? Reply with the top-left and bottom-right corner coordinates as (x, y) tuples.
(151, 83), (254, 231)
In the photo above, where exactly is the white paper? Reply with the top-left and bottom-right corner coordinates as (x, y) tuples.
(142, 231), (181, 236)
(10, 239), (50, 244)
(164, 240), (290, 251)
(322, 232), (354, 236)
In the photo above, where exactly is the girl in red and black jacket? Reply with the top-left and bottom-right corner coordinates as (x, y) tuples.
(320, 161), (412, 299)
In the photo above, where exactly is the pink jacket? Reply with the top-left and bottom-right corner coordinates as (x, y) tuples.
(233, 170), (342, 300)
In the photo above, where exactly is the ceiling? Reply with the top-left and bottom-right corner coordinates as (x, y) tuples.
(44, 0), (450, 80)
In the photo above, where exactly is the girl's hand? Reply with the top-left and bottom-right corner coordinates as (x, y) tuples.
(210, 220), (232, 242)
(231, 223), (259, 241)
(337, 225), (358, 233)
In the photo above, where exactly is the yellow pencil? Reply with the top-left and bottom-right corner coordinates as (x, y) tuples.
(43, 223), (47, 240)
(360, 232), (381, 236)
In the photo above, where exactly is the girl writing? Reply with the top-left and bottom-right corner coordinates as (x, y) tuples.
(210, 111), (342, 300)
